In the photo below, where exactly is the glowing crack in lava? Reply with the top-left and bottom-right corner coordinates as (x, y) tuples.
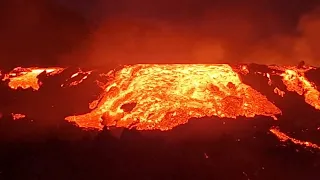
(2, 67), (64, 90)
(61, 69), (93, 87)
(66, 64), (281, 131)
(270, 127), (320, 150)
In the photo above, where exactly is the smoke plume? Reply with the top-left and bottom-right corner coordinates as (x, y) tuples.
(1, 0), (320, 67)
(80, 0), (320, 67)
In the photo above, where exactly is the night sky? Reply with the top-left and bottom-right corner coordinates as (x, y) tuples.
(1, 0), (320, 68)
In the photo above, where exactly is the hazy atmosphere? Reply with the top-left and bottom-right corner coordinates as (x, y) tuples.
(1, 0), (320, 68)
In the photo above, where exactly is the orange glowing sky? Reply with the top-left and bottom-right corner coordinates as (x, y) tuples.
(2, 1), (320, 68)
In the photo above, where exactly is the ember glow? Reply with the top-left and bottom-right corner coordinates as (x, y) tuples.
(273, 87), (285, 97)
(61, 69), (93, 87)
(11, 113), (26, 120)
(270, 127), (320, 150)
(2, 67), (64, 90)
(66, 64), (281, 130)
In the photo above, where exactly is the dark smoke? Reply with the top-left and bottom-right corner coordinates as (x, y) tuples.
(1, 0), (320, 68)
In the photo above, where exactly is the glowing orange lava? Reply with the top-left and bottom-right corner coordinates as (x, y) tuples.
(273, 87), (285, 97)
(270, 127), (320, 150)
(281, 69), (320, 110)
(269, 65), (320, 110)
(11, 113), (26, 120)
(3, 67), (64, 90)
(66, 64), (281, 130)
(2, 63), (320, 151)
(61, 69), (93, 87)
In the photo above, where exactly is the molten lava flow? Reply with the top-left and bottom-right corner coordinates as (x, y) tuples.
(11, 113), (26, 120)
(269, 66), (320, 110)
(270, 127), (320, 150)
(282, 69), (320, 110)
(66, 64), (281, 131)
(3, 67), (64, 90)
